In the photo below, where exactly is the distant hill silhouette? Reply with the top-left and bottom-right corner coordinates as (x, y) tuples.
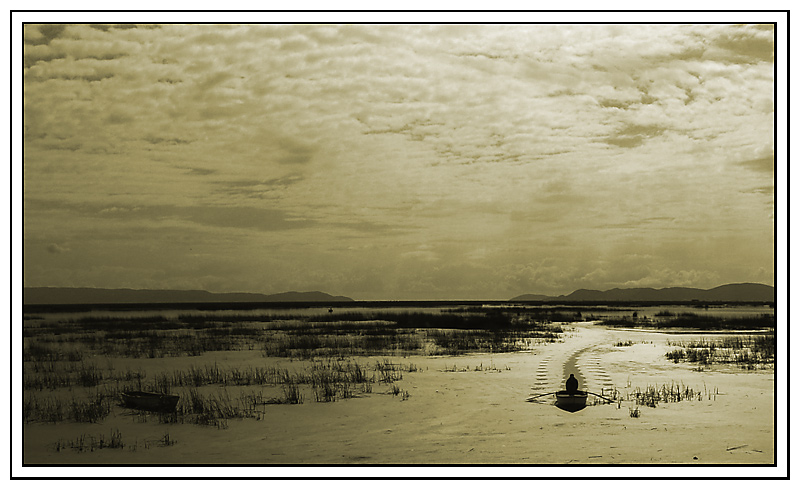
(510, 283), (774, 303)
(23, 287), (354, 305)
(508, 293), (552, 301)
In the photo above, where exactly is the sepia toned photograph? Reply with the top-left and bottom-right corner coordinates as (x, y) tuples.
(14, 10), (786, 479)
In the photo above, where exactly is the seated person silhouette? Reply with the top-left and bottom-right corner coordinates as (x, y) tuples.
(565, 374), (579, 393)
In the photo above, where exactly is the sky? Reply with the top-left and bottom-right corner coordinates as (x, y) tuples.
(21, 23), (776, 300)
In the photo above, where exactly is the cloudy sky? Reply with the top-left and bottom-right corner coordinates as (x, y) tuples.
(22, 23), (775, 300)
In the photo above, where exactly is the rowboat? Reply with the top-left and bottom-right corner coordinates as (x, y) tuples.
(121, 391), (180, 412)
(555, 390), (588, 412)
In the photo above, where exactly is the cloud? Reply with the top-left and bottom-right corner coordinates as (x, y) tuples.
(22, 24), (775, 297)
(23, 43), (66, 68)
(25, 56), (119, 82)
(27, 199), (318, 233)
(220, 174), (305, 199)
(88, 24), (141, 32)
(180, 206), (317, 232)
(105, 112), (135, 125)
(24, 24), (66, 46)
(748, 185), (774, 195)
(735, 155), (774, 173)
(708, 25), (774, 64)
(46, 243), (70, 254)
(603, 123), (668, 148)
(182, 167), (217, 176)
(400, 249), (439, 262)
(144, 136), (193, 145)
(619, 268), (723, 289)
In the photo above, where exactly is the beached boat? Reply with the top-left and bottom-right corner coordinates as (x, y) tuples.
(121, 391), (180, 412)
(555, 390), (588, 412)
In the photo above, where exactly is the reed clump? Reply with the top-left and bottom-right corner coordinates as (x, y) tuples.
(24, 392), (114, 424)
(602, 312), (775, 331)
(625, 381), (713, 408)
(310, 359), (374, 402)
(179, 388), (263, 426)
(665, 333), (775, 367)
(54, 429), (125, 452)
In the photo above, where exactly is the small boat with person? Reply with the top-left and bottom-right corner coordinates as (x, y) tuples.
(121, 391), (180, 412)
(526, 373), (612, 412)
(555, 390), (589, 412)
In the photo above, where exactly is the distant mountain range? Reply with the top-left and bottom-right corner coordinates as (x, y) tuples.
(510, 283), (775, 303)
(23, 283), (775, 305)
(23, 287), (354, 305)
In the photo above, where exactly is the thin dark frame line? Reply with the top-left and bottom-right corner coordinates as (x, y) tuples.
(14, 15), (786, 478)
(9, 9), (793, 13)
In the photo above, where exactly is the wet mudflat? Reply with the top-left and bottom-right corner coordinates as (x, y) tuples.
(21, 306), (775, 468)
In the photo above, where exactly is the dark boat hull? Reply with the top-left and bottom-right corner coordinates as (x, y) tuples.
(121, 391), (180, 412)
(555, 390), (588, 412)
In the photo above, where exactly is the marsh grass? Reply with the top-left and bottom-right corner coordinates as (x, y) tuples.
(665, 334), (775, 367)
(23, 340), (83, 362)
(152, 385), (304, 426)
(376, 359), (404, 383)
(626, 382), (711, 408)
(159, 432), (176, 447)
(76, 362), (104, 387)
(25, 310), (566, 361)
(23, 306), (757, 431)
(446, 306), (583, 324)
(24, 392), (114, 423)
(23, 355), (410, 425)
(576, 382), (710, 414)
(602, 312), (775, 331)
(54, 429), (124, 452)
(23, 361), (141, 391)
(178, 388), (260, 426)
(314, 381), (337, 402)
(23, 370), (72, 391)
(387, 384), (411, 400)
(54, 429), (178, 452)
(281, 383), (304, 404)
(122, 359), (392, 424)
(310, 359), (373, 401)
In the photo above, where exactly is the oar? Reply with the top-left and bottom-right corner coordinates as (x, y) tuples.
(525, 391), (559, 401)
(585, 391), (617, 404)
